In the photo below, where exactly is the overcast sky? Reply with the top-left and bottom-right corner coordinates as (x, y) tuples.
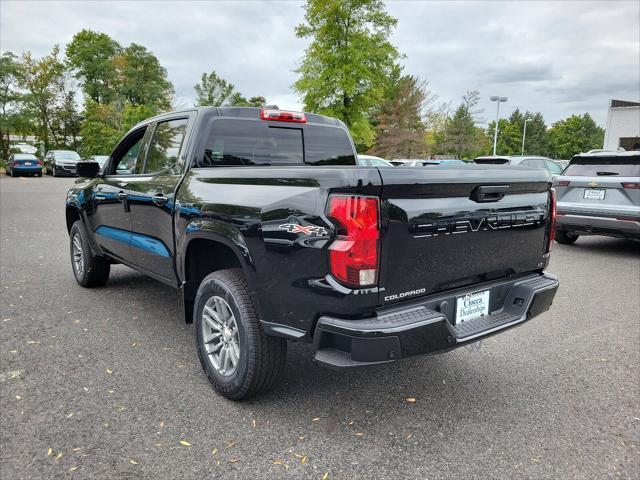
(2, 0), (638, 126)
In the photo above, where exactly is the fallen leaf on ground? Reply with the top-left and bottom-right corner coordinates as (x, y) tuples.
(405, 432), (413, 440)
(228, 458), (239, 464)
(405, 397), (417, 403)
(312, 417), (320, 422)
(106, 369), (112, 374)
(322, 473), (329, 480)
(69, 466), (79, 472)
(211, 448), (217, 455)
(347, 421), (354, 426)
(72, 448), (82, 452)
(55, 453), (64, 461)
(47, 448), (52, 457)
(9, 349), (17, 354)
(15, 395), (21, 400)
(227, 441), (236, 448)
(301, 456), (307, 465)
(129, 459), (139, 465)
(179, 440), (191, 447)
(66, 413), (74, 418)
(355, 432), (364, 437)
(252, 419), (256, 428)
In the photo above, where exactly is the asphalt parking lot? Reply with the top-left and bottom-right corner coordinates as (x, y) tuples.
(1, 175), (639, 479)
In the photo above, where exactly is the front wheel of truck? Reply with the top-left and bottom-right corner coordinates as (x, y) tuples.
(69, 221), (111, 287)
(194, 269), (286, 400)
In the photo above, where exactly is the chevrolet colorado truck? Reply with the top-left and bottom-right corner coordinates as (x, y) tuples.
(65, 107), (559, 400)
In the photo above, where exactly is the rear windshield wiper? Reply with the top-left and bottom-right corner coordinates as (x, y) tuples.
(596, 171), (619, 176)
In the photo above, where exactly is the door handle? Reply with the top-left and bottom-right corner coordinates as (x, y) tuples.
(117, 191), (130, 212)
(152, 194), (168, 206)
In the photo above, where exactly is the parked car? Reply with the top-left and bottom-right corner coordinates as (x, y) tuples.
(65, 106), (558, 400)
(392, 159), (439, 167)
(88, 155), (110, 173)
(554, 151), (639, 243)
(474, 155), (564, 178)
(356, 154), (393, 167)
(7, 153), (43, 177)
(554, 159), (570, 170)
(44, 150), (82, 176)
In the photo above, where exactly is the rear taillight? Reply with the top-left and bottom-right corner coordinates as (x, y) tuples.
(554, 180), (570, 187)
(327, 195), (380, 287)
(547, 189), (556, 252)
(260, 108), (306, 123)
(37, 160), (43, 166)
(622, 182), (640, 189)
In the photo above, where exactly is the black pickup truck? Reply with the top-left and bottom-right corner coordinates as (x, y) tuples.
(65, 107), (559, 400)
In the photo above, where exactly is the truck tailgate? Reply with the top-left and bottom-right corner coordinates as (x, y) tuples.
(377, 165), (552, 306)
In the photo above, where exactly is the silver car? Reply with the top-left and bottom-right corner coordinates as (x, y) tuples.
(553, 151), (640, 243)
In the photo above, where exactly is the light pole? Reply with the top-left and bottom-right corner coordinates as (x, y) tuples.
(490, 96), (508, 156)
(521, 118), (532, 156)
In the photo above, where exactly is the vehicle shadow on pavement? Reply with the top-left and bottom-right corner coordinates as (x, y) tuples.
(97, 267), (550, 425)
(564, 237), (640, 257)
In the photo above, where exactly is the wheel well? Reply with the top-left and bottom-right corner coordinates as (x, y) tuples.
(66, 207), (81, 233)
(183, 238), (242, 323)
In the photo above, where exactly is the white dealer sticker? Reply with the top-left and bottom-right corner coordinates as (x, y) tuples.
(455, 290), (490, 324)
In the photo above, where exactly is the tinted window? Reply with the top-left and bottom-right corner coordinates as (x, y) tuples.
(54, 151), (81, 161)
(304, 126), (355, 165)
(110, 128), (147, 175)
(145, 119), (188, 173)
(202, 120), (302, 166)
(544, 160), (564, 174)
(201, 119), (355, 167)
(564, 163), (640, 176)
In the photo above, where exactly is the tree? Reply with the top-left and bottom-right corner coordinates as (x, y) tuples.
(0, 52), (27, 159)
(66, 29), (120, 104)
(194, 71), (239, 107)
(115, 43), (173, 109)
(21, 46), (67, 152)
(294, 0), (401, 146)
(548, 114), (604, 159)
(369, 75), (429, 158)
(445, 91), (482, 159)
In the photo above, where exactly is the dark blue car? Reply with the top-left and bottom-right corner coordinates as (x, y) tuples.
(7, 154), (43, 177)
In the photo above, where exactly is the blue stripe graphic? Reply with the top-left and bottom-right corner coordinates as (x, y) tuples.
(95, 226), (170, 258)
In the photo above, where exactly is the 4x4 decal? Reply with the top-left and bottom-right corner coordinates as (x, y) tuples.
(279, 223), (328, 237)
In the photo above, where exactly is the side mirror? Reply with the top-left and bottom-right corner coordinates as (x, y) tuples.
(76, 161), (100, 178)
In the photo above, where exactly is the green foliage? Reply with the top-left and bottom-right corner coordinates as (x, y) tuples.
(79, 100), (122, 156)
(445, 91), (481, 159)
(369, 75), (427, 158)
(116, 43), (173, 109)
(194, 71), (238, 106)
(548, 114), (604, 159)
(66, 29), (120, 104)
(194, 70), (266, 108)
(0, 52), (28, 160)
(294, 0), (401, 147)
(486, 109), (549, 156)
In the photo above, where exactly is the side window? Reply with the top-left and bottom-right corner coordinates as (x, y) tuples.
(145, 118), (188, 174)
(110, 127), (147, 175)
(545, 160), (563, 174)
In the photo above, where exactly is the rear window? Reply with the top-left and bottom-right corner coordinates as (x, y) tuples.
(14, 154), (37, 160)
(564, 163), (640, 177)
(201, 119), (354, 167)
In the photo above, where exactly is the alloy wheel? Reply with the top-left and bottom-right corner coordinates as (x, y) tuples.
(72, 232), (84, 276)
(201, 296), (240, 377)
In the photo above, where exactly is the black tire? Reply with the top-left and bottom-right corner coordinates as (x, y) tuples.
(194, 269), (286, 400)
(555, 229), (579, 245)
(37, 172), (42, 177)
(69, 220), (110, 287)
(7, 169), (11, 177)
(52, 167), (57, 177)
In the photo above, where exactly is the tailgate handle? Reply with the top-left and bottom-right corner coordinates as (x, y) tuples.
(472, 185), (509, 203)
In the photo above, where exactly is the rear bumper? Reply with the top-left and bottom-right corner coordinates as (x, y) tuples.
(13, 166), (42, 172)
(313, 272), (559, 369)
(556, 213), (640, 239)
